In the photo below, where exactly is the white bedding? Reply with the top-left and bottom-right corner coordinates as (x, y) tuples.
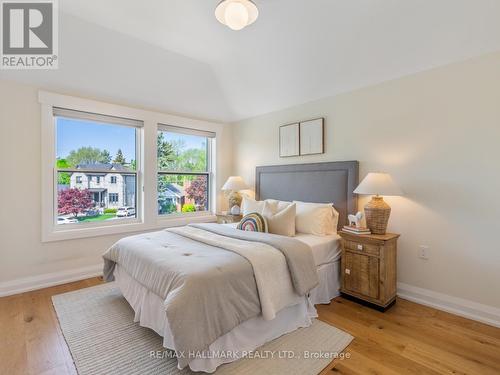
(223, 223), (341, 267)
(116, 265), (317, 373)
(295, 232), (341, 266)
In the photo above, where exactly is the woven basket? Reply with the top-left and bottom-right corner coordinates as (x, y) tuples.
(364, 196), (391, 234)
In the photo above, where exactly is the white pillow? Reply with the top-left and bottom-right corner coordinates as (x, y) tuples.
(241, 197), (278, 216)
(262, 201), (296, 237)
(294, 201), (338, 236)
(265, 199), (292, 213)
(331, 206), (340, 234)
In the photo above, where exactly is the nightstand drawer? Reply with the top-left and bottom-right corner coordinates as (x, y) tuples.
(343, 239), (380, 256)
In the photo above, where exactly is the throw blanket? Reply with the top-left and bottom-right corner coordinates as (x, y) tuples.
(102, 224), (318, 369)
(190, 223), (319, 295)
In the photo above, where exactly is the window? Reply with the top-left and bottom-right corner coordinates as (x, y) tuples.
(55, 108), (141, 226)
(41, 92), (221, 242)
(157, 125), (214, 215)
(110, 176), (117, 184)
(109, 193), (119, 204)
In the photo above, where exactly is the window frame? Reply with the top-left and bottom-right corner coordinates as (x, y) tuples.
(52, 108), (143, 232)
(109, 193), (119, 203)
(156, 124), (215, 218)
(40, 91), (222, 242)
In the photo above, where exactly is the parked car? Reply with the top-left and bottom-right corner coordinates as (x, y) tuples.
(116, 207), (136, 217)
(83, 208), (100, 217)
(57, 216), (78, 224)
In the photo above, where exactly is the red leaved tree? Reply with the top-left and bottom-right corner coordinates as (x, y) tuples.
(58, 188), (94, 218)
(185, 176), (207, 208)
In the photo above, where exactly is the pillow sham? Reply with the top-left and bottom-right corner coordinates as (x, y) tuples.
(265, 199), (292, 213)
(237, 212), (268, 233)
(293, 201), (338, 236)
(262, 201), (296, 237)
(331, 206), (340, 234)
(241, 197), (278, 216)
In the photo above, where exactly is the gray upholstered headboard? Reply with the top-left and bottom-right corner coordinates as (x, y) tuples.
(255, 161), (359, 230)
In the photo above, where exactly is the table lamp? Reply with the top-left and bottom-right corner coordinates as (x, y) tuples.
(353, 172), (402, 234)
(222, 176), (248, 215)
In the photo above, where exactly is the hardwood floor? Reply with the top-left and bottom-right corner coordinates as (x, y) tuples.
(1, 278), (499, 375)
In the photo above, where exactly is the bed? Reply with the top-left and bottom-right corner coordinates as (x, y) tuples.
(103, 161), (359, 373)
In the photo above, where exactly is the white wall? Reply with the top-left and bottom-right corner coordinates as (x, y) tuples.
(0, 80), (232, 288)
(232, 51), (500, 310)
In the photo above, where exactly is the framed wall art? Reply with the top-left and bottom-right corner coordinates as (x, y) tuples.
(299, 118), (324, 155)
(279, 123), (300, 157)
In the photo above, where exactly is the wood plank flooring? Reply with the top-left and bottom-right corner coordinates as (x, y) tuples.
(1, 278), (499, 375)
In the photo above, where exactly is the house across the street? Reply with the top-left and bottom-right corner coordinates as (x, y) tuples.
(70, 163), (136, 208)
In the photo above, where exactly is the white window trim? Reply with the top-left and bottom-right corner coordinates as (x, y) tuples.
(40, 91), (223, 242)
(156, 124), (215, 218)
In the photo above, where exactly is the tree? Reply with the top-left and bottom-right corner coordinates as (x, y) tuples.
(176, 148), (207, 172)
(185, 176), (207, 208)
(157, 133), (177, 170)
(157, 133), (181, 197)
(102, 150), (111, 163)
(113, 149), (126, 165)
(57, 159), (71, 185)
(58, 188), (94, 218)
(67, 147), (112, 166)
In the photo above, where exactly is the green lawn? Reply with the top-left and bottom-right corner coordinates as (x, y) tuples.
(78, 213), (116, 222)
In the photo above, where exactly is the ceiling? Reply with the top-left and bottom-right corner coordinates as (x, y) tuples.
(2, 0), (500, 122)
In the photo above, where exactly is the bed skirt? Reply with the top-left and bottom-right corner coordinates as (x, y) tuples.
(114, 266), (317, 373)
(309, 261), (341, 305)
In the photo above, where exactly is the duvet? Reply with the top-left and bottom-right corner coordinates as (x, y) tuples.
(103, 223), (318, 369)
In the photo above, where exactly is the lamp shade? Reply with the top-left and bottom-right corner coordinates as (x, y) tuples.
(353, 172), (403, 196)
(222, 176), (248, 191)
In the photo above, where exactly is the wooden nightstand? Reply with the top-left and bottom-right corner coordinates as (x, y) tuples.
(216, 213), (242, 224)
(339, 231), (400, 310)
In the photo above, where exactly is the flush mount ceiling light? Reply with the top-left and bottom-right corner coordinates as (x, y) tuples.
(215, 0), (259, 31)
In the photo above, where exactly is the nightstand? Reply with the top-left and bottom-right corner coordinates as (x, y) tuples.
(216, 213), (242, 224)
(339, 231), (400, 310)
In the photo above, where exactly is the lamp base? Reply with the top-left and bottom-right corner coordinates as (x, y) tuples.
(364, 196), (391, 234)
(228, 191), (242, 208)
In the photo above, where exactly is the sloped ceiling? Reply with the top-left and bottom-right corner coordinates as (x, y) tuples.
(2, 0), (500, 122)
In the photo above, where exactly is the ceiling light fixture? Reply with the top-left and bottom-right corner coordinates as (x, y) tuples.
(215, 0), (259, 31)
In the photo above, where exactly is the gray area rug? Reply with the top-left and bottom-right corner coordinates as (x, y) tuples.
(52, 283), (353, 374)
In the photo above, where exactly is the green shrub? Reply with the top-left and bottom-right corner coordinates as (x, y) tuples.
(158, 202), (177, 215)
(181, 204), (196, 213)
(104, 208), (117, 214)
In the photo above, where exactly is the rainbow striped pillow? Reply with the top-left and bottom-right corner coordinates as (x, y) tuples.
(237, 212), (268, 233)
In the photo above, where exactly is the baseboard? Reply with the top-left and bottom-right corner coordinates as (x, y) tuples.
(397, 282), (500, 328)
(0, 264), (102, 297)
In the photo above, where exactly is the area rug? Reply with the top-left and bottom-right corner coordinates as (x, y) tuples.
(52, 283), (353, 375)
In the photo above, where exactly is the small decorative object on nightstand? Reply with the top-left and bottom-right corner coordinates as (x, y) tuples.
(353, 172), (403, 234)
(216, 213), (243, 224)
(340, 230), (400, 310)
(222, 176), (248, 215)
